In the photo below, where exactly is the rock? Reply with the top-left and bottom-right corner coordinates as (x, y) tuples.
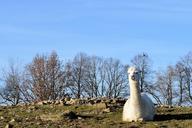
(36, 122), (42, 125)
(64, 97), (71, 102)
(25, 118), (29, 121)
(111, 99), (117, 104)
(5, 123), (14, 128)
(40, 114), (62, 122)
(80, 99), (87, 105)
(116, 99), (126, 106)
(58, 100), (65, 106)
(102, 106), (117, 113)
(30, 102), (34, 105)
(9, 119), (15, 123)
(103, 108), (111, 113)
(66, 98), (82, 105)
(66, 99), (75, 105)
(37, 100), (53, 105)
(95, 103), (107, 109)
(88, 99), (95, 105)
(35, 116), (41, 120)
(5, 119), (15, 128)
(54, 100), (61, 105)
(78, 117), (83, 120)
(85, 97), (91, 101)
(105, 99), (112, 104)
(45, 100), (52, 104)
(37, 101), (44, 105)
(95, 99), (101, 104)
(16, 103), (25, 107)
(72, 99), (80, 105)
(160, 105), (173, 108)
(28, 105), (38, 112)
(65, 101), (71, 105)
(62, 110), (78, 120)
(0, 116), (4, 120)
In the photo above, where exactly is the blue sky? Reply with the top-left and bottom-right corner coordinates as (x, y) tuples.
(0, 0), (192, 70)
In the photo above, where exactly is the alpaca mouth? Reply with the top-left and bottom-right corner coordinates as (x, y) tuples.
(131, 75), (136, 80)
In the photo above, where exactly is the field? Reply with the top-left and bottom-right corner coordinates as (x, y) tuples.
(0, 101), (192, 128)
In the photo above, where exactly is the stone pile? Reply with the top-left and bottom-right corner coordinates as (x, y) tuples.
(31, 97), (126, 107)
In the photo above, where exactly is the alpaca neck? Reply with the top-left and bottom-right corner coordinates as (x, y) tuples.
(129, 81), (142, 106)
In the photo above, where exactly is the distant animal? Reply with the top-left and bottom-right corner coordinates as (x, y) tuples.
(122, 66), (155, 122)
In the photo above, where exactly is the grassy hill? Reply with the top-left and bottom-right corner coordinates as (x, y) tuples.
(0, 100), (192, 128)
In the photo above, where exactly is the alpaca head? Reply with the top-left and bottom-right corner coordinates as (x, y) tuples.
(128, 67), (140, 82)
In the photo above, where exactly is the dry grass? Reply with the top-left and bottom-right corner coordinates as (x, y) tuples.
(0, 104), (192, 128)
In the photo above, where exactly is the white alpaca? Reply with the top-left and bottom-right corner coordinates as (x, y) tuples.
(122, 67), (155, 122)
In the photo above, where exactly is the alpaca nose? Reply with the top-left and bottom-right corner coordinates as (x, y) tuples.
(131, 75), (135, 80)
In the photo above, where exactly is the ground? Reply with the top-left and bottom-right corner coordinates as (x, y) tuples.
(0, 103), (192, 128)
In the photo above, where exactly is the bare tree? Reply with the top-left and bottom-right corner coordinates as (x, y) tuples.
(180, 52), (192, 104)
(154, 66), (175, 105)
(46, 51), (66, 100)
(0, 61), (22, 105)
(25, 51), (65, 101)
(166, 66), (175, 105)
(175, 62), (186, 106)
(19, 72), (36, 103)
(26, 54), (49, 101)
(130, 53), (152, 92)
(99, 62), (107, 97)
(66, 53), (88, 98)
(104, 58), (128, 98)
(66, 54), (128, 99)
(83, 56), (105, 98)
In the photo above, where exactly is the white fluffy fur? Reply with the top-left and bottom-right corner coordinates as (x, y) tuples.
(122, 67), (155, 122)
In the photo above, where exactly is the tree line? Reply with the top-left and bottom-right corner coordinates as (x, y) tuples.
(0, 52), (128, 105)
(1, 51), (192, 106)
